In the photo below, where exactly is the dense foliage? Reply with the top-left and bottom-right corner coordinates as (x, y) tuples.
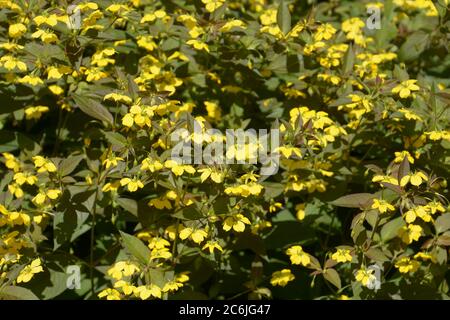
(0, 0), (449, 300)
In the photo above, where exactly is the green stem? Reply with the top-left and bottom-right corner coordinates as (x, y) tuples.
(89, 166), (105, 297)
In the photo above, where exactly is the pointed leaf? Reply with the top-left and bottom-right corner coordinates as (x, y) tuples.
(277, 0), (291, 35)
(73, 94), (114, 126)
(120, 231), (151, 265)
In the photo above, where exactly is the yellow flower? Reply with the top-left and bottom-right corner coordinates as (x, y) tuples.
(164, 225), (183, 241)
(286, 245), (311, 266)
(33, 156), (57, 173)
(114, 280), (136, 295)
(122, 105), (154, 128)
(372, 175), (398, 185)
(314, 23), (336, 41)
(201, 0), (225, 13)
(371, 199), (395, 214)
(146, 238), (169, 252)
(164, 160), (196, 176)
(392, 80), (420, 98)
(198, 168), (224, 183)
(148, 197), (172, 210)
(149, 247), (172, 260)
(224, 183), (263, 197)
(32, 29), (58, 43)
(120, 178), (144, 192)
(426, 130), (450, 141)
(13, 172), (37, 185)
(3, 153), (21, 172)
(141, 158), (163, 172)
(398, 108), (423, 121)
(394, 151), (414, 164)
(355, 268), (376, 287)
(276, 146), (302, 158)
(17, 75), (44, 86)
(106, 4), (130, 14)
(104, 93), (132, 104)
(220, 20), (246, 32)
(102, 181), (120, 192)
(295, 203), (306, 220)
(414, 252), (437, 263)
(204, 101), (222, 121)
(98, 288), (121, 300)
(427, 200), (445, 214)
(107, 261), (140, 280)
(404, 206), (431, 223)
(0, 55), (27, 71)
(103, 156), (124, 169)
(342, 17), (365, 35)
(32, 189), (61, 205)
(223, 214), (251, 232)
(140, 10), (167, 23)
(8, 23), (26, 38)
(176, 272), (190, 283)
(269, 202), (282, 213)
(202, 241), (223, 254)
(162, 280), (184, 293)
(85, 67), (108, 82)
(47, 65), (71, 80)
(187, 39), (209, 52)
(7, 211), (31, 226)
(8, 183), (24, 198)
(17, 258), (44, 283)
(33, 14), (58, 27)
(270, 269), (295, 287)
(394, 257), (420, 274)
(134, 285), (161, 299)
(400, 171), (428, 187)
(331, 249), (353, 263)
(91, 48), (116, 67)
(399, 224), (423, 244)
(260, 8), (277, 25)
(179, 227), (208, 244)
(48, 85), (64, 95)
(25, 106), (49, 120)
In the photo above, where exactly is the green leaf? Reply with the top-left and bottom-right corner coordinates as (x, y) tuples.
(53, 190), (94, 250)
(59, 155), (84, 177)
(342, 43), (355, 75)
(435, 213), (450, 234)
(0, 86), (27, 115)
(148, 269), (166, 288)
(436, 233), (450, 246)
(0, 286), (39, 300)
(172, 206), (203, 220)
(277, 0), (291, 35)
(53, 209), (91, 250)
(35, 270), (69, 300)
(262, 182), (284, 200)
(24, 42), (66, 62)
(330, 193), (375, 209)
(72, 94), (114, 126)
(398, 31), (429, 62)
(380, 216), (405, 242)
(119, 231), (151, 265)
(271, 209), (296, 222)
(0, 131), (18, 152)
(104, 131), (128, 148)
(0, 130), (41, 154)
(117, 198), (138, 216)
(434, 0), (448, 18)
(365, 248), (389, 262)
(323, 268), (341, 289)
